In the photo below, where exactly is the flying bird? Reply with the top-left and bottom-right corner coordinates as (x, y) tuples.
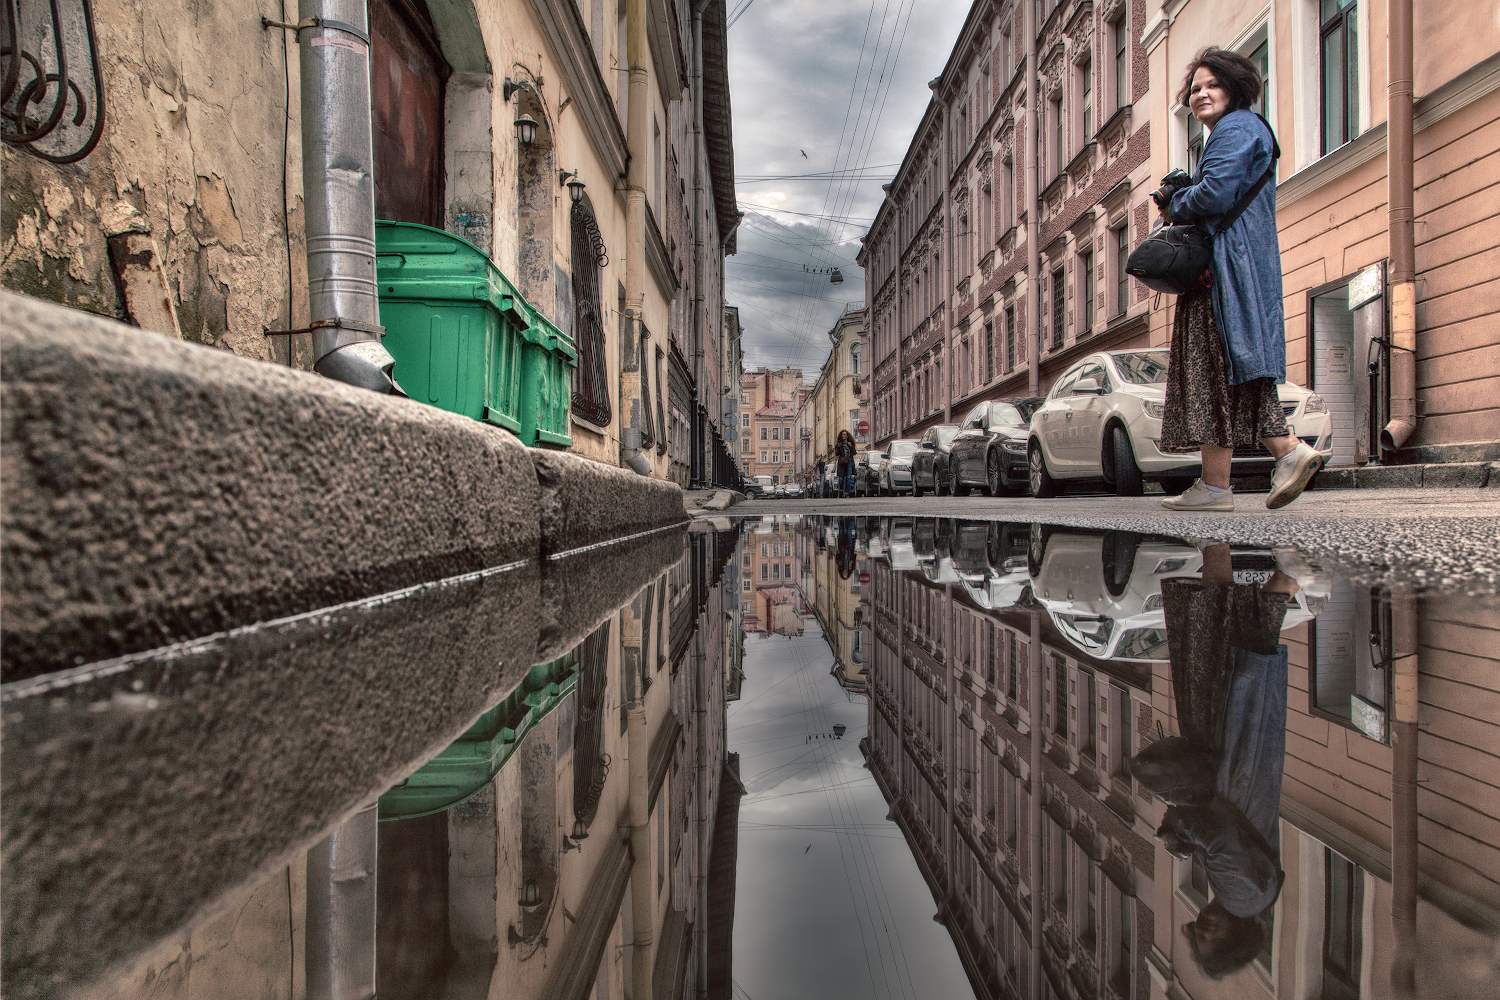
(804, 844), (812, 853)
(800, 150), (808, 158)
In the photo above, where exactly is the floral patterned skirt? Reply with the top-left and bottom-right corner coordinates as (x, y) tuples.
(1161, 288), (1288, 454)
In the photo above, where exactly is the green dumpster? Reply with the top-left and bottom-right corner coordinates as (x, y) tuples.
(520, 310), (577, 449)
(378, 653), (578, 821)
(374, 221), (525, 434)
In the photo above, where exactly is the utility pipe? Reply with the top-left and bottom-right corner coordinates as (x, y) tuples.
(1389, 593), (1420, 997)
(620, 0), (651, 475)
(305, 804), (378, 1000)
(1024, 0), (1040, 397)
(1383, 0), (1417, 454)
(297, 0), (402, 394)
(626, 699), (654, 1000)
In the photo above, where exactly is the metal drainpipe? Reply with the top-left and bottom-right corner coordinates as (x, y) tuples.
(1382, 0), (1418, 454)
(626, 699), (654, 1000)
(695, 598), (712, 1000)
(620, 0), (651, 476)
(1024, 0), (1041, 397)
(305, 804), (378, 1000)
(297, 0), (403, 394)
(1389, 593), (1421, 996)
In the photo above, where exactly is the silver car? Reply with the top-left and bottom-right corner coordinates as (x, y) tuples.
(878, 440), (920, 496)
(1027, 349), (1334, 497)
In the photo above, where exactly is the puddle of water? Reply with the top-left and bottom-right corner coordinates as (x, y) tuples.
(4, 516), (1498, 1000)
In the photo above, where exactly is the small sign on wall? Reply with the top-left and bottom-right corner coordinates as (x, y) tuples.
(1325, 342), (1352, 380)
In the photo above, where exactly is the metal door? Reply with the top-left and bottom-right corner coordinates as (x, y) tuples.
(369, 0), (448, 226)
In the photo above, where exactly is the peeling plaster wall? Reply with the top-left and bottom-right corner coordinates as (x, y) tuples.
(1, 1), (312, 368)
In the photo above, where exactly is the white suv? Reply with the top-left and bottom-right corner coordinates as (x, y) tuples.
(1027, 349), (1334, 497)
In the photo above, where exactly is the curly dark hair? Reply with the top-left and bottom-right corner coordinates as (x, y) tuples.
(1177, 47), (1262, 112)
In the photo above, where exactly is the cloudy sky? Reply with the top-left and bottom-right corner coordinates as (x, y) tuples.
(730, 619), (976, 1000)
(726, 0), (972, 376)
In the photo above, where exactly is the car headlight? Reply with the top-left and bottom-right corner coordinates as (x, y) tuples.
(1143, 400), (1165, 420)
(1002, 438), (1028, 453)
(1303, 393), (1328, 415)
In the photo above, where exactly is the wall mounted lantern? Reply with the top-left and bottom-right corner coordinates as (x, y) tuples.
(514, 114), (538, 146)
(566, 177), (587, 204)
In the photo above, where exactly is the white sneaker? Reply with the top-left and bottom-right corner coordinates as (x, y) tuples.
(1267, 442), (1322, 509)
(1161, 478), (1235, 512)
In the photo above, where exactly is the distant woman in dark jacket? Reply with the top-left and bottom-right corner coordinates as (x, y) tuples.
(1158, 48), (1322, 513)
(834, 430), (856, 497)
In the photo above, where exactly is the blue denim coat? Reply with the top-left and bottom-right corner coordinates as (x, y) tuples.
(1169, 109), (1285, 386)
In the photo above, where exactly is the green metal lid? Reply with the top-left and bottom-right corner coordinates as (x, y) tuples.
(376, 221), (532, 328)
(378, 654), (578, 821)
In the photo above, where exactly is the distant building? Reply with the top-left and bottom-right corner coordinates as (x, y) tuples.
(741, 367), (802, 484)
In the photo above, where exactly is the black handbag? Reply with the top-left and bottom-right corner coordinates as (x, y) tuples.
(1127, 115), (1280, 295)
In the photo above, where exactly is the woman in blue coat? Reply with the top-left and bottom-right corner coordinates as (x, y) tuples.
(1157, 48), (1322, 512)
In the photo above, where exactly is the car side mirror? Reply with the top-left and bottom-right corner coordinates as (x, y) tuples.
(1073, 377), (1103, 395)
(920, 441), (935, 449)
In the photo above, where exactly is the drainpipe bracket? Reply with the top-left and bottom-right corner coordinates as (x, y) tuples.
(262, 16), (370, 46)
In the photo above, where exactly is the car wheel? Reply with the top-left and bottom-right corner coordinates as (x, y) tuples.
(986, 450), (1012, 497)
(1111, 426), (1145, 497)
(1102, 530), (1142, 598)
(1027, 523), (1054, 579)
(1158, 475), (1195, 496)
(1029, 444), (1061, 498)
(912, 478), (924, 498)
(950, 463), (971, 497)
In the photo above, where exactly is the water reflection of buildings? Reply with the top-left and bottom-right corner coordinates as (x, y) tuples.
(102, 525), (743, 1000)
(797, 517), (867, 693)
(862, 518), (1157, 1000)
(860, 518), (1500, 1000)
(740, 517), (805, 637)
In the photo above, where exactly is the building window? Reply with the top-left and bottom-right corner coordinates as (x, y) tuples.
(1080, 56), (1093, 142)
(984, 322), (994, 383)
(1114, 225), (1130, 316)
(1051, 267), (1066, 349)
(1187, 112), (1205, 176)
(1001, 159), (1014, 232)
(1113, 16), (1128, 111)
(851, 342), (862, 375)
(1321, 0), (1360, 154)
(1051, 97), (1064, 175)
(570, 199), (612, 427)
(741, 392), (749, 404)
(980, 184), (993, 257)
(1079, 249), (1094, 336)
(760, 450), (767, 463)
(1247, 37), (1270, 118)
(1052, 657), (1068, 737)
(1324, 848), (1365, 1000)
(1005, 305), (1016, 371)
(742, 414), (750, 428)
(979, 61), (990, 116)
(1082, 671), (1097, 756)
(760, 426), (767, 440)
(1114, 892), (1133, 993)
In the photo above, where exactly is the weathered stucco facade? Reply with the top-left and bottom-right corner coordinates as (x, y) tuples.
(3, 0), (741, 481)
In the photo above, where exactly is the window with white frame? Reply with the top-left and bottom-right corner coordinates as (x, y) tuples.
(1080, 54), (1094, 143)
(1079, 247), (1094, 336)
(1113, 224), (1130, 316)
(1320, 0), (1359, 154)
(1112, 15), (1129, 111)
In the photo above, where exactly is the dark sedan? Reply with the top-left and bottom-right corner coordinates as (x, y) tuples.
(911, 425), (961, 497)
(947, 398), (1044, 496)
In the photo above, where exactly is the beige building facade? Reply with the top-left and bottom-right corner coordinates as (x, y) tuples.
(1144, 0), (1500, 465)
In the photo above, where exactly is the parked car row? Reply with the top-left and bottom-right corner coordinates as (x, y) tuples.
(862, 348), (1333, 498)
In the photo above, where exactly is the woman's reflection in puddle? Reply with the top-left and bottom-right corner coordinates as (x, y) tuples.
(1130, 542), (1314, 980)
